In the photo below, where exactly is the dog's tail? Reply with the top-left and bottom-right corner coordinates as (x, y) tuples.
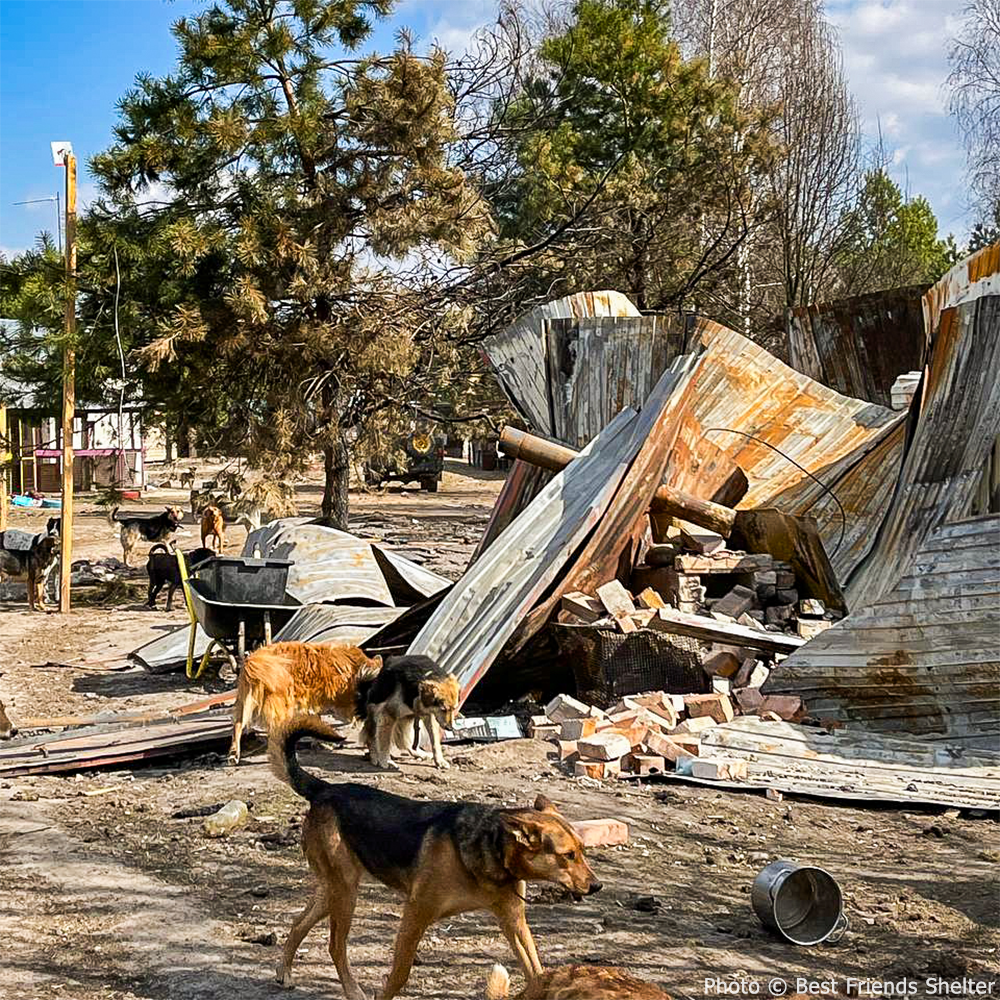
(484, 964), (510, 1000)
(269, 714), (345, 802)
(107, 506), (121, 527)
(148, 543), (170, 559)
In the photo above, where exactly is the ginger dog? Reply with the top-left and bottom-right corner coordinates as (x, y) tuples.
(486, 963), (672, 999)
(228, 642), (383, 764)
(200, 504), (225, 552)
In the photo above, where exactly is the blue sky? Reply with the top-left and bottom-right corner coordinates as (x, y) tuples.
(0, 0), (972, 258)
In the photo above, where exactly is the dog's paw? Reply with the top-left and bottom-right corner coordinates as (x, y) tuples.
(434, 758), (451, 770)
(408, 747), (431, 760)
(274, 961), (293, 988)
(226, 752), (240, 766)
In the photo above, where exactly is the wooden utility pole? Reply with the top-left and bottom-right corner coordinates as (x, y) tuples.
(0, 404), (8, 532)
(60, 151), (77, 612)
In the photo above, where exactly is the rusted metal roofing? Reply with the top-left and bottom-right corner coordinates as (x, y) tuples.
(847, 244), (1000, 606)
(482, 291), (641, 435)
(765, 515), (1000, 747)
(407, 406), (641, 703)
(512, 353), (703, 652)
(697, 717), (1000, 810)
(469, 459), (552, 565)
(660, 320), (905, 587)
(787, 285), (929, 408)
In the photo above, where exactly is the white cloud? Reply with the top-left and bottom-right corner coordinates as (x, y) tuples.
(828, 0), (970, 234)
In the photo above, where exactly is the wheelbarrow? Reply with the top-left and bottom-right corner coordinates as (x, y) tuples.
(178, 552), (297, 679)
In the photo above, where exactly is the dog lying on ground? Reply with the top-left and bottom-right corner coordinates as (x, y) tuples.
(270, 715), (601, 1000)
(200, 504), (225, 552)
(0, 699), (16, 739)
(108, 505), (184, 566)
(485, 964), (672, 999)
(356, 653), (460, 770)
(145, 543), (215, 611)
(228, 642), (384, 764)
(0, 519), (61, 611)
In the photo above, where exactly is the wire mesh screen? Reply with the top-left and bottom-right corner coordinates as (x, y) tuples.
(552, 625), (708, 708)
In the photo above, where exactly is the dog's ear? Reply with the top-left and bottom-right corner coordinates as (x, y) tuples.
(501, 814), (542, 852)
(533, 794), (557, 814)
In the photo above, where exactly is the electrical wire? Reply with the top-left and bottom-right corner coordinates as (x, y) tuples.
(701, 426), (848, 557)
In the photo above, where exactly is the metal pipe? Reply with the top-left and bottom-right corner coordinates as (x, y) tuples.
(498, 425), (737, 537)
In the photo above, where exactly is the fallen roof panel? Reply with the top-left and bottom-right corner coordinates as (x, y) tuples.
(244, 521), (395, 607)
(698, 716), (1000, 811)
(787, 285), (929, 408)
(847, 245), (1000, 606)
(408, 405), (642, 703)
(764, 514), (1000, 746)
(274, 603), (404, 647)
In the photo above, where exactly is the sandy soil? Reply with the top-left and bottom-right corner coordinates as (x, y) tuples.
(1, 462), (997, 1000)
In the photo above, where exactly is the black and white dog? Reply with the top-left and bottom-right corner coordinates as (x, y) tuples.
(108, 505), (184, 566)
(0, 518), (61, 611)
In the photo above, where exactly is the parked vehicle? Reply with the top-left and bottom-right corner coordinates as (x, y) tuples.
(364, 429), (444, 492)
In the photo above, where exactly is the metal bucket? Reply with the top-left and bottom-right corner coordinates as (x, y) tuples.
(751, 861), (848, 945)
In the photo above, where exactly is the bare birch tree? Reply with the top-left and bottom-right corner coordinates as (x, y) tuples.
(948, 0), (1000, 224)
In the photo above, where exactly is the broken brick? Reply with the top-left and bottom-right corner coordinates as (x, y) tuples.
(643, 730), (696, 763)
(670, 716), (718, 735)
(684, 693), (735, 724)
(573, 760), (621, 780)
(560, 717), (598, 741)
(577, 732), (632, 761)
(571, 818), (629, 847)
(712, 585), (757, 619)
(702, 650), (741, 679)
(691, 758), (748, 781)
(545, 693), (593, 723)
(758, 695), (805, 721)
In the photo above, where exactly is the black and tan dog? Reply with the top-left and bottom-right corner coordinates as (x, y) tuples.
(108, 505), (183, 566)
(271, 716), (601, 1000)
(356, 653), (460, 770)
(0, 519), (60, 611)
(145, 542), (214, 611)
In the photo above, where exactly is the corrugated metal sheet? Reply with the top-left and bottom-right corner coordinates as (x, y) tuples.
(787, 285), (929, 407)
(543, 315), (687, 448)
(273, 604), (404, 647)
(765, 515), (1000, 746)
(697, 717), (1000, 810)
(482, 291), (641, 434)
(244, 521), (395, 607)
(369, 546), (451, 602)
(847, 245), (1000, 606)
(660, 320), (904, 586)
(469, 459), (552, 565)
(408, 407), (641, 703)
(129, 623), (212, 674)
(512, 352), (702, 651)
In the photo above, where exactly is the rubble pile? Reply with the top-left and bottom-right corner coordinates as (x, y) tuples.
(530, 686), (802, 781)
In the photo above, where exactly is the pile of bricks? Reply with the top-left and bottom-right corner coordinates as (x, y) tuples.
(530, 687), (802, 781)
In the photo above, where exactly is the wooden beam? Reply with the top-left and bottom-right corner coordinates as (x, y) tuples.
(498, 425), (737, 537)
(0, 404), (7, 532)
(649, 607), (805, 655)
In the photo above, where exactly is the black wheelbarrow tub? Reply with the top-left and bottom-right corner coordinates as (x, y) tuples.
(187, 577), (299, 643)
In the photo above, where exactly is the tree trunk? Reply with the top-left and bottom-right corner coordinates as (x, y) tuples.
(321, 431), (350, 529)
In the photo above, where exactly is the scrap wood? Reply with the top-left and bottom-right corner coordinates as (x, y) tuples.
(595, 580), (638, 633)
(18, 690), (236, 733)
(650, 607), (805, 654)
(0, 713), (233, 778)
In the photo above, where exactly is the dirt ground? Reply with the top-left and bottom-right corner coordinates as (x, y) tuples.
(1, 461), (998, 1000)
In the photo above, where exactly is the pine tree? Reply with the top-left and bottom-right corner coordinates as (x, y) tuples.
(85, 0), (491, 526)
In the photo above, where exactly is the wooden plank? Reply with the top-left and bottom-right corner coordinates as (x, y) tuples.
(650, 607), (805, 654)
(560, 592), (605, 624)
(677, 520), (725, 554)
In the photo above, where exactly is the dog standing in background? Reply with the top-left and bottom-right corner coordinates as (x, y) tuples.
(228, 641), (384, 764)
(355, 653), (460, 770)
(0, 518), (61, 611)
(200, 504), (225, 553)
(108, 505), (183, 566)
(270, 716), (602, 999)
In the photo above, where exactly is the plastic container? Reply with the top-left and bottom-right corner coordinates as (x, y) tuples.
(202, 799), (249, 838)
(194, 555), (292, 605)
(751, 860), (848, 945)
